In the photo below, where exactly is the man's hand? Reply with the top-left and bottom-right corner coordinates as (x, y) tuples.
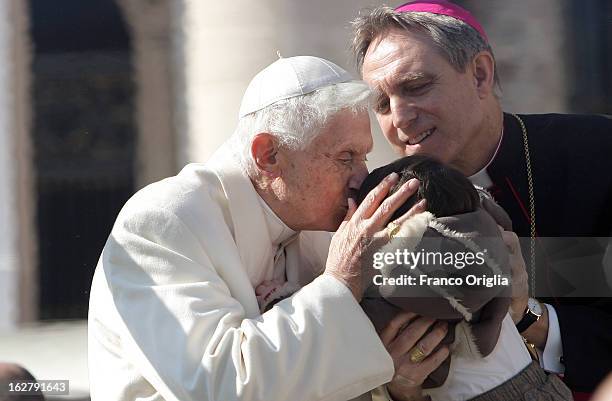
(325, 174), (424, 300)
(381, 313), (449, 401)
(500, 228), (549, 348)
(500, 229), (529, 323)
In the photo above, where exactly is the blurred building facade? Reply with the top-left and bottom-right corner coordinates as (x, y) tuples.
(0, 0), (610, 332)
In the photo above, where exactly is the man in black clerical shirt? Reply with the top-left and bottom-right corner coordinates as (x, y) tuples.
(351, 1), (612, 398)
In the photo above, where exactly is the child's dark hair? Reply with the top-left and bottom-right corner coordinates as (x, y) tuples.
(357, 155), (480, 221)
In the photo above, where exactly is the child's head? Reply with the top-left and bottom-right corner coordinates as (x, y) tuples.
(358, 156), (512, 367)
(357, 155), (480, 219)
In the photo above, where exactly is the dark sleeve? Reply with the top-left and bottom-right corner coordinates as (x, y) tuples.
(540, 114), (612, 392)
(554, 303), (612, 392)
(547, 219), (612, 392)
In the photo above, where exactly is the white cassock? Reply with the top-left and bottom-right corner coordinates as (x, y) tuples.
(88, 142), (393, 401)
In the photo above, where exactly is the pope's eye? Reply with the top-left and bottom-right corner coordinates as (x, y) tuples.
(337, 152), (354, 165)
(375, 97), (390, 114)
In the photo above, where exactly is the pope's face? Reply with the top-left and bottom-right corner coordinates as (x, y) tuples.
(281, 110), (372, 231)
(362, 28), (487, 173)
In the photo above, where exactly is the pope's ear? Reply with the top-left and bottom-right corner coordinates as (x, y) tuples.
(471, 51), (495, 98)
(251, 133), (281, 177)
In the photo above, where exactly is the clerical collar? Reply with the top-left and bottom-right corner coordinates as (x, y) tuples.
(468, 126), (504, 189)
(257, 195), (297, 246)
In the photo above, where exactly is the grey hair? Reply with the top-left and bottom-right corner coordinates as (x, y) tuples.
(233, 81), (371, 176)
(351, 6), (500, 91)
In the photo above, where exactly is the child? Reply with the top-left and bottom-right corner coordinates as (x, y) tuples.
(357, 155), (571, 401)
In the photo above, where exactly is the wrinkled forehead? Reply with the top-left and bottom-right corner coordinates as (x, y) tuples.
(364, 27), (449, 77)
(308, 109), (373, 154)
(369, 25), (437, 51)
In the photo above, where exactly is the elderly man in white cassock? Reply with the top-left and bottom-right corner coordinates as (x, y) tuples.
(87, 56), (449, 401)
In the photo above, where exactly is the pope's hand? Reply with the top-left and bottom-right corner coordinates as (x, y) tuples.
(382, 312), (449, 401)
(324, 173), (425, 301)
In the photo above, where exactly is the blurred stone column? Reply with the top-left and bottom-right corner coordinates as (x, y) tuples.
(465, 0), (570, 113)
(0, 0), (35, 329)
(172, 0), (399, 169)
(117, 0), (177, 189)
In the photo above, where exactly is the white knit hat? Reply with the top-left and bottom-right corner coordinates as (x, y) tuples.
(238, 55), (353, 118)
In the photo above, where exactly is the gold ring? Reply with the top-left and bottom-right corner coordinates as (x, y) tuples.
(409, 346), (427, 363)
(387, 221), (400, 240)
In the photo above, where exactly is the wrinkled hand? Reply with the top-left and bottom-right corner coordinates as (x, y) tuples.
(325, 173), (425, 300)
(499, 228), (529, 323)
(381, 312), (449, 401)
